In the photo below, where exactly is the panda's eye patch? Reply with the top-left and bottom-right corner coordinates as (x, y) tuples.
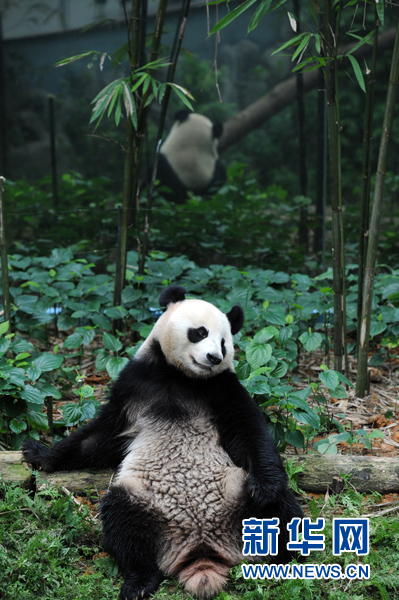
(188, 327), (209, 343)
(221, 338), (226, 357)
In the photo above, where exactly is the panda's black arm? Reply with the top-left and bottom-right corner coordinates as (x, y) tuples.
(211, 371), (288, 505)
(22, 399), (131, 473)
(21, 359), (148, 472)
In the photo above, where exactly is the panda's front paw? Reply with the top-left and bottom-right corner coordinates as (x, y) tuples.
(120, 567), (163, 600)
(22, 439), (54, 472)
(246, 473), (282, 507)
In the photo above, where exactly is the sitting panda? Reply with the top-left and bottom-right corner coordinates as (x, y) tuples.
(154, 111), (226, 203)
(23, 286), (303, 600)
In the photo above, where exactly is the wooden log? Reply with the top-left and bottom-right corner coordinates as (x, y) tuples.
(0, 451), (32, 486)
(282, 455), (399, 494)
(1, 452), (398, 494)
(36, 469), (115, 496)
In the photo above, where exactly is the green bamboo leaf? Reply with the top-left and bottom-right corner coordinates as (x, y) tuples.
(210, 0), (258, 34)
(55, 51), (100, 67)
(115, 96), (122, 126)
(168, 84), (194, 111)
(107, 84), (122, 118)
(248, 0), (272, 33)
(376, 0), (384, 26)
(292, 33), (311, 62)
(131, 73), (147, 93)
(271, 32), (309, 56)
(347, 55), (366, 92)
(345, 29), (375, 57)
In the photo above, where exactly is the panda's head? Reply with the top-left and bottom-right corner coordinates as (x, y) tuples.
(137, 286), (244, 378)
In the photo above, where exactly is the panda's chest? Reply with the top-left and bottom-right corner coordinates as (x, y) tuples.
(115, 412), (245, 514)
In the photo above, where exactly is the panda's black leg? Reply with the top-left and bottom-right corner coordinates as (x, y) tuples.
(101, 485), (164, 600)
(247, 488), (304, 564)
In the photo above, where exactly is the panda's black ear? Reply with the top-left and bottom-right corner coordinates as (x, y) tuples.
(174, 110), (190, 124)
(159, 285), (186, 308)
(213, 122), (223, 139)
(226, 305), (244, 335)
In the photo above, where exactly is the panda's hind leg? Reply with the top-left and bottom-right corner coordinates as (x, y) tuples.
(101, 485), (164, 600)
(248, 487), (304, 564)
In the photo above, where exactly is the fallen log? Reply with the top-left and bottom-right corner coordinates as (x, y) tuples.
(1, 451), (398, 494)
(0, 451), (32, 487)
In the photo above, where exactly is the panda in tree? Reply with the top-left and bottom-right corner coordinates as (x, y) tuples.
(153, 111), (226, 202)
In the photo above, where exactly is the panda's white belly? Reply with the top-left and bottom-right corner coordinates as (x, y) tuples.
(114, 413), (247, 572)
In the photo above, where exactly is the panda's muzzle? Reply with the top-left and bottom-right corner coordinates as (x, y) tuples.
(191, 353), (222, 371)
(206, 353), (222, 366)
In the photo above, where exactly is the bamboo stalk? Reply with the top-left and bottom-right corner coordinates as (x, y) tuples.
(0, 176), (10, 328)
(357, 16), (379, 356)
(324, 0), (343, 373)
(293, 0), (308, 249)
(114, 0), (141, 306)
(356, 17), (399, 398)
(48, 94), (58, 208)
(140, 0), (191, 273)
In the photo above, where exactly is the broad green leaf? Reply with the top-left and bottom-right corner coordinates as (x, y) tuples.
(319, 369), (339, 391)
(270, 361), (288, 378)
(63, 332), (84, 348)
(0, 321), (10, 335)
(78, 384), (94, 398)
(26, 411), (48, 430)
(254, 326), (279, 343)
(106, 356), (129, 380)
(95, 349), (110, 373)
(9, 339), (34, 353)
(63, 403), (83, 425)
(279, 327), (293, 345)
(285, 429), (304, 449)
(33, 353), (63, 372)
(263, 305), (286, 325)
(337, 372), (354, 388)
(122, 287), (143, 304)
(369, 320), (387, 337)
(292, 408), (320, 429)
(20, 386), (46, 405)
(10, 418), (27, 434)
(103, 332), (123, 353)
(299, 330), (323, 352)
(245, 340), (272, 370)
(104, 306), (128, 319)
(0, 338), (10, 354)
(27, 365), (42, 383)
(36, 382), (61, 399)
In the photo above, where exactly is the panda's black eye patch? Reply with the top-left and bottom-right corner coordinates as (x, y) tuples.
(188, 327), (208, 343)
(221, 338), (226, 357)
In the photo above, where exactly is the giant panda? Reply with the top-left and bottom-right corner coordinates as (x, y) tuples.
(155, 111), (226, 203)
(23, 285), (303, 600)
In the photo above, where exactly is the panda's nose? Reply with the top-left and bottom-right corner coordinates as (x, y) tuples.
(207, 353), (222, 366)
